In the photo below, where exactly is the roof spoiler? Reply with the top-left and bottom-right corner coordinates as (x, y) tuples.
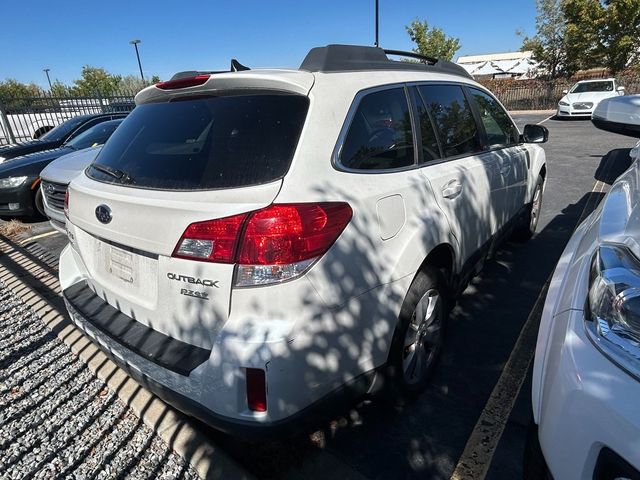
(169, 58), (250, 81)
(299, 44), (473, 79)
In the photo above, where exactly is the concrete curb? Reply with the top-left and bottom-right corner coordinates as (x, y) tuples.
(0, 235), (252, 480)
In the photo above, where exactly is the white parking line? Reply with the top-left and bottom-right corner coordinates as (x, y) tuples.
(449, 177), (609, 480)
(537, 114), (555, 125)
(19, 230), (60, 245)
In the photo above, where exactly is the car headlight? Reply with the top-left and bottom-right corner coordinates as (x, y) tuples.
(0, 176), (28, 189)
(559, 101), (570, 107)
(586, 244), (640, 379)
(0, 176), (27, 188)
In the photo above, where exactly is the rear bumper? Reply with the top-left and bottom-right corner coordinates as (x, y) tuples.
(58, 241), (389, 438)
(64, 287), (376, 440)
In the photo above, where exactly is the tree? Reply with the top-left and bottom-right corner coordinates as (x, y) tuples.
(518, 0), (567, 77)
(405, 19), (461, 61)
(563, 0), (640, 74)
(71, 66), (122, 96)
(0, 79), (43, 101)
(49, 80), (71, 97)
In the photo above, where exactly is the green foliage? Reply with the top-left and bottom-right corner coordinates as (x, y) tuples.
(518, 0), (567, 77)
(0, 79), (43, 101)
(150, 75), (161, 84)
(50, 80), (71, 97)
(563, 0), (640, 75)
(405, 19), (461, 61)
(70, 66), (122, 96)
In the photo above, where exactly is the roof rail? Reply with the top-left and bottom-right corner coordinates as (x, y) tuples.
(169, 59), (251, 81)
(299, 44), (472, 79)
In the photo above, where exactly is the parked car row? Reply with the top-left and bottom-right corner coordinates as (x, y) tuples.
(0, 114), (125, 217)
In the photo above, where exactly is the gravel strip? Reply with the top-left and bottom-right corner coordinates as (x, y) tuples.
(0, 282), (201, 479)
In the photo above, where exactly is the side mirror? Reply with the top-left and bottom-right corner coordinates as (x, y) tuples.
(617, 86), (626, 95)
(522, 124), (549, 143)
(562, 89), (568, 94)
(592, 95), (640, 138)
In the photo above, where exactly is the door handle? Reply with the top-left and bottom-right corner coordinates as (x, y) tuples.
(442, 180), (463, 199)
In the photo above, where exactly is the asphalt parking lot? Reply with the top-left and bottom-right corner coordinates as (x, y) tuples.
(1, 112), (638, 479)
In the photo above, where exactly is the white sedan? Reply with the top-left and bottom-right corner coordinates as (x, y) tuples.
(557, 78), (625, 118)
(529, 95), (640, 479)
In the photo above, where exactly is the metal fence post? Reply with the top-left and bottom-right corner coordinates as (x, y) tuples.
(0, 99), (16, 144)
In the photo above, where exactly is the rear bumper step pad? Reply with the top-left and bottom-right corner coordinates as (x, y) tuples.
(63, 281), (210, 376)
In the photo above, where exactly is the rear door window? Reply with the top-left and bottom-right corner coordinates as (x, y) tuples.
(418, 85), (483, 158)
(339, 87), (415, 170)
(87, 95), (309, 190)
(468, 88), (520, 148)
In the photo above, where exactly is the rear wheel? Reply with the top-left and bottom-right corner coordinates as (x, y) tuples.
(513, 177), (543, 242)
(32, 126), (52, 139)
(389, 267), (447, 395)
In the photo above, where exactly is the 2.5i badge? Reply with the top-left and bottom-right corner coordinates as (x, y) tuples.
(180, 288), (209, 300)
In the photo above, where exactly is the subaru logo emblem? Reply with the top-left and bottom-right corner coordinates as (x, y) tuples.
(95, 204), (112, 224)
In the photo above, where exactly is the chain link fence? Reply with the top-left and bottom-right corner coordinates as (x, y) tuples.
(0, 91), (136, 145)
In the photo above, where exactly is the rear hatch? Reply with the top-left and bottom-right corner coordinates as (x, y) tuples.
(67, 89), (310, 349)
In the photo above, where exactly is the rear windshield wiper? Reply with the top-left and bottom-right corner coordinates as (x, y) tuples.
(91, 164), (135, 184)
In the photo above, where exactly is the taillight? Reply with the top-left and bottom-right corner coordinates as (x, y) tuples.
(172, 203), (352, 286)
(64, 189), (69, 218)
(173, 213), (247, 263)
(246, 368), (267, 412)
(155, 75), (210, 90)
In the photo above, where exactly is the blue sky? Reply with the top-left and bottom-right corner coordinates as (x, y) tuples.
(1, 0), (537, 87)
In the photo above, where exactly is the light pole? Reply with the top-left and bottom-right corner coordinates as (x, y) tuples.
(374, 0), (379, 47)
(129, 39), (144, 81)
(43, 68), (52, 90)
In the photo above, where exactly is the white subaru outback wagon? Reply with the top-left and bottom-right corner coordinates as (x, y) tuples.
(59, 45), (548, 437)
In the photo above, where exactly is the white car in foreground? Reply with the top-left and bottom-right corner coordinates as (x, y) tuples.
(529, 95), (640, 479)
(556, 78), (625, 118)
(59, 45), (547, 437)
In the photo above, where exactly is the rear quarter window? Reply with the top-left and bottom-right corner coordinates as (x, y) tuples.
(88, 94), (309, 190)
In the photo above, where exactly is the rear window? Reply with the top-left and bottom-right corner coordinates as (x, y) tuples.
(87, 94), (309, 190)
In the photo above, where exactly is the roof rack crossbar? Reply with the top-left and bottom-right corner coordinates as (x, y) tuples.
(383, 49), (437, 65)
(299, 44), (473, 79)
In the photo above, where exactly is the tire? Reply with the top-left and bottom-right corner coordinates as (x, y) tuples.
(513, 176), (543, 242)
(33, 187), (46, 218)
(388, 267), (448, 396)
(32, 126), (52, 139)
(523, 421), (552, 480)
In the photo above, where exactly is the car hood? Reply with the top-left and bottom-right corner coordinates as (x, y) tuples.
(0, 139), (61, 162)
(40, 146), (102, 184)
(0, 146), (75, 175)
(563, 91), (616, 104)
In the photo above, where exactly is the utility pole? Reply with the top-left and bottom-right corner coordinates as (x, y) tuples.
(374, 0), (379, 47)
(129, 39), (144, 81)
(43, 68), (52, 90)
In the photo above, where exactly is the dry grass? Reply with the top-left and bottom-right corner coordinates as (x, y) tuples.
(0, 220), (32, 237)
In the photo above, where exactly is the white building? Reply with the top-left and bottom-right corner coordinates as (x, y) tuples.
(456, 51), (539, 79)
